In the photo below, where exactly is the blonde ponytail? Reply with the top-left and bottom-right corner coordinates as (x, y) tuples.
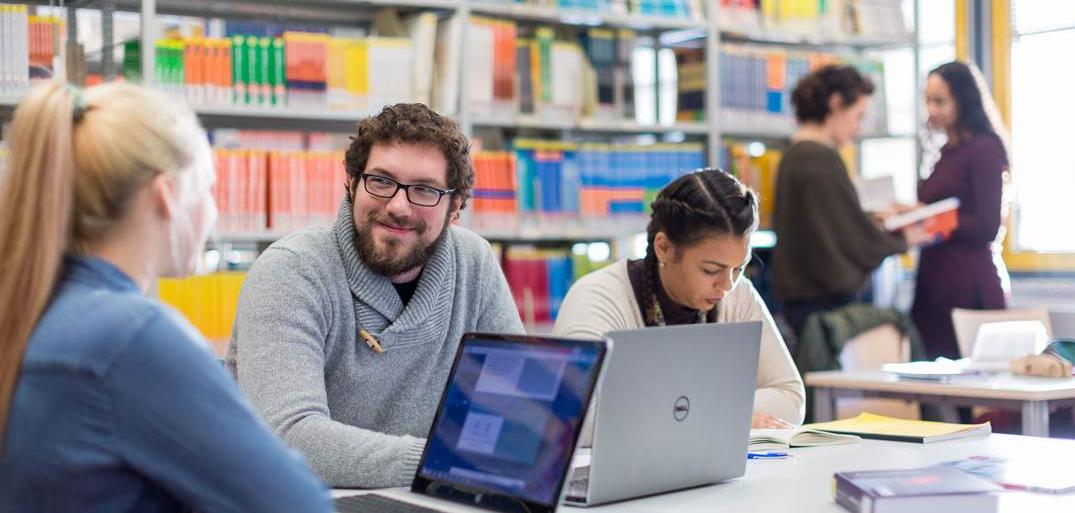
(0, 81), (203, 448)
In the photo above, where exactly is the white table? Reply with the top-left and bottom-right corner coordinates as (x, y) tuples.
(805, 370), (1075, 437)
(334, 434), (1075, 512)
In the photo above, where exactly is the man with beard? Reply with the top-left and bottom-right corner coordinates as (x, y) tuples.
(226, 104), (524, 488)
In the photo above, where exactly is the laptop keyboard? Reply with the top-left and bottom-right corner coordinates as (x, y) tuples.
(334, 494), (443, 513)
(566, 465), (590, 500)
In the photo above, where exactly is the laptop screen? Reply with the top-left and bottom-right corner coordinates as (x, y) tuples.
(414, 333), (605, 510)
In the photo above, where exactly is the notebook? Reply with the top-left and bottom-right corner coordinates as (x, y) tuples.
(935, 455), (1075, 494)
(749, 428), (861, 451)
(806, 412), (991, 444)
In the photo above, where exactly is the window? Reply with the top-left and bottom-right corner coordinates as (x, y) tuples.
(632, 45), (678, 126)
(1009, 1), (1075, 252)
(860, 0), (955, 204)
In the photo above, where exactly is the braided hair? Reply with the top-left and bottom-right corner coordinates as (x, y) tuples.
(639, 169), (759, 325)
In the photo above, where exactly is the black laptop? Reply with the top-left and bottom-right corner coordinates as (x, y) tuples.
(335, 332), (608, 513)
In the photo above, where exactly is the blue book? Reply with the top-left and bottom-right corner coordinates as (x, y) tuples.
(561, 149), (580, 214)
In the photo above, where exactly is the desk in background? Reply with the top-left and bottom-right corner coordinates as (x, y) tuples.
(805, 370), (1075, 437)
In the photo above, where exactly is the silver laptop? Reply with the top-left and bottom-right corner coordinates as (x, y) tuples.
(334, 332), (608, 513)
(564, 322), (761, 506)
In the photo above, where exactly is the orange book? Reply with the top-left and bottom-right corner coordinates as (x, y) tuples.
(883, 198), (961, 245)
(766, 51), (786, 90)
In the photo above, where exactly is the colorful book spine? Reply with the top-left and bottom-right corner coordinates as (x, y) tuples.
(716, 43), (861, 134)
(495, 138), (704, 219)
(0, 5), (30, 95)
(210, 129), (347, 235)
(502, 245), (611, 325)
(158, 272), (247, 356)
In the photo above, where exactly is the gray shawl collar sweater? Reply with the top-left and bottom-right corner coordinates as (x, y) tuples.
(227, 199), (524, 488)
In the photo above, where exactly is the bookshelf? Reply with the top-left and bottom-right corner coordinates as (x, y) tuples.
(467, 1), (708, 31)
(472, 115), (709, 135)
(209, 216), (649, 245)
(1, 0), (915, 333)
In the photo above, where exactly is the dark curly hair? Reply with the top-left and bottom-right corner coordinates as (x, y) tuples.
(639, 169), (759, 325)
(791, 64), (875, 124)
(344, 103), (474, 210)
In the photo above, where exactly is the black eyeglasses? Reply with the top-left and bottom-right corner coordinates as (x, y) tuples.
(358, 173), (455, 207)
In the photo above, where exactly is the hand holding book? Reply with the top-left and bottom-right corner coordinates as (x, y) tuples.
(881, 198), (961, 247)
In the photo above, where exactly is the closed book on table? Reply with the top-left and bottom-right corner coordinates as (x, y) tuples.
(807, 412), (991, 443)
(834, 467), (1001, 513)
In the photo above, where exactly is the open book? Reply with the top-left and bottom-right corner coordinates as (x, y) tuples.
(806, 412), (991, 444)
(883, 197), (960, 243)
(749, 428), (861, 451)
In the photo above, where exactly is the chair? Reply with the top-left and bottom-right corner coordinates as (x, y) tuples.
(951, 308), (1053, 359)
(835, 324), (919, 420)
(1049, 309), (1075, 339)
(951, 308), (1068, 429)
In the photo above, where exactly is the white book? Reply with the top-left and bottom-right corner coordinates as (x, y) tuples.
(749, 428), (861, 451)
(551, 42), (584, 119)
(855, 175), (896, 212)
(883, 197), (960, 231)
(882, 360), (984, 382)
(466, 18), (495, 117)
(368, 37), (413, 112)
(432, 11), (462, 115)
(405, 12), (437, 106)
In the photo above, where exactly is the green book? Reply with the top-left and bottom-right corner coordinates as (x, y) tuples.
(231, 35), (245, 105)
(123, 40), (140, 82)
(271, 37), (285, 106)
(535, 27), (554, 106)
(257, 37), (270, 106)
(246, 35), (258, 105)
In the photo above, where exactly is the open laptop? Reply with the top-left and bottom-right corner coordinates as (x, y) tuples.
(335, 332), (608, 513)
(565, 321), (761, 506)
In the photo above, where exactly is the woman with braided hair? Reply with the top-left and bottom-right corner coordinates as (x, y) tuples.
(553, 169), (805, 429)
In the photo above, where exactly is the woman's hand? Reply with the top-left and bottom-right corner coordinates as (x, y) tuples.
(891, 202), (924, 214)
(901, 223), (936, 246)
(751, 412), (795, 429)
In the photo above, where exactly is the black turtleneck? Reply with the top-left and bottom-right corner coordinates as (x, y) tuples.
(626, 259), (707, 326)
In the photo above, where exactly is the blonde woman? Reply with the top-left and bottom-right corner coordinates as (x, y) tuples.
(0, 82), (331, 512)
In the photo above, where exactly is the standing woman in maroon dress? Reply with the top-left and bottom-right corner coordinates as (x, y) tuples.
(911, 61), (1011, 360)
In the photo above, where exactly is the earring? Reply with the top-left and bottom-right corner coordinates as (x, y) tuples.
(659, 261), (666, 268)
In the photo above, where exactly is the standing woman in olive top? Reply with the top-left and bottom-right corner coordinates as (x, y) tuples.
(0, 82), (331, 513)
(554, 169), (805, 429)
(771, 65), (918, 338)
(912, 61), (1011, 360)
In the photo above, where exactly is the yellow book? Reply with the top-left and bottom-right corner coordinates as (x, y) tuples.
(806, 412), (992, 444)
(327, 37), (347, 110)
(348, 38), (369, 110)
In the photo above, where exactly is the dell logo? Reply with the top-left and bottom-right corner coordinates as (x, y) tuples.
(673, 396), (690, 421)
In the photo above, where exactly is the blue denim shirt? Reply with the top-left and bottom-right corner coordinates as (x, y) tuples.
(0, 256), (332, 513)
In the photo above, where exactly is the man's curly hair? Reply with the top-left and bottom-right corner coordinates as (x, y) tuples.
(344, 103), (474, 210)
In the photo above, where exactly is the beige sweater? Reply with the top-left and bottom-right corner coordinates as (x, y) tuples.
(552, 260), (805, 425)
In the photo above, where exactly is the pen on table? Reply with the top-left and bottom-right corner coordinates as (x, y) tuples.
(747, 451), (791, 460)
